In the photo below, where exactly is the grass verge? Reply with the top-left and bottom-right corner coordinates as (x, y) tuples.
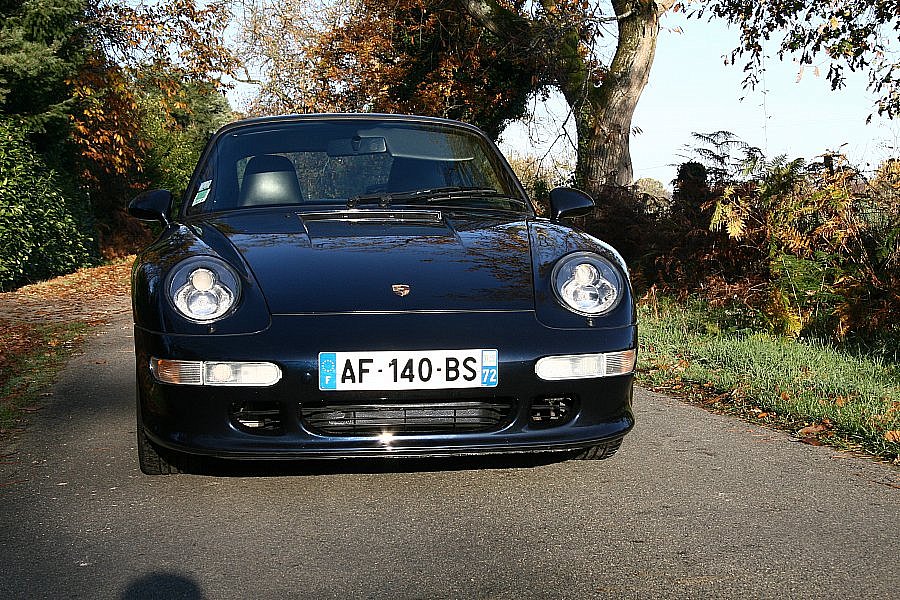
(0, 319), (91, 433)
(637, 296), (900, 462)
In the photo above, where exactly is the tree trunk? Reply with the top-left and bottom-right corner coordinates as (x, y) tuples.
(564, 1), (668, 192)
(460, 0), (672, 192)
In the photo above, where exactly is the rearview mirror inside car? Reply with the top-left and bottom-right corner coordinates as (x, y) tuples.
(327, 136), (388, 157)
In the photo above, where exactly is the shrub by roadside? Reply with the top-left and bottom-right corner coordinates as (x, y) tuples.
(0, 118), (98, 291)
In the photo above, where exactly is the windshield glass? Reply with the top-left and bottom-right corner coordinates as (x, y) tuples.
(184, 119), (528, 215)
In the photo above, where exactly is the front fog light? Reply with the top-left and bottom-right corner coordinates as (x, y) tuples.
(151, 358), (282, 386)
(204, 362), (282, 386)
(535, 349), (636, 380)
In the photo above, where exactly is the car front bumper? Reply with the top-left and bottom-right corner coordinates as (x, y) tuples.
(135, 311), (636, 459)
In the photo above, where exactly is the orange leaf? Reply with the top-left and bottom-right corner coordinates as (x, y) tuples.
(885, 431), (900, 443)
(797, 423), (827, 437)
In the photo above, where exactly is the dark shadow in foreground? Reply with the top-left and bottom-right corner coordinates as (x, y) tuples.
(120, 571), (206, 600)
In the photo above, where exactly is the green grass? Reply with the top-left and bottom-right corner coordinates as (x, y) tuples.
(0, 321), (90, 432)
(637, 297), (900, 461)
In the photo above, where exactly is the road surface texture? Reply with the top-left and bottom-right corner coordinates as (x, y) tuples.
(1, 314), (898, 599)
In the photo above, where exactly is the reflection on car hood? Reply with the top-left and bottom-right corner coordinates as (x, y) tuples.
(201, 208), (534, 314)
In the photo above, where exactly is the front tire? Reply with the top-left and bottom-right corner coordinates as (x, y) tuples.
(137, 426), (183, 475)
(135, 383), (186, 475)
(573, 439), (622, 460)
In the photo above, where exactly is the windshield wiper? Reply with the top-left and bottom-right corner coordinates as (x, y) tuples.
(420, 190), (528, 210)
(348, 187), (527, 210)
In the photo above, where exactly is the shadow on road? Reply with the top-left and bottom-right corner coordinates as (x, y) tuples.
(120, 571), (207, 600)
(182, 451), (574, 478)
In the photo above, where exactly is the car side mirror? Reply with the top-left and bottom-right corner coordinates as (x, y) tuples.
(128, 189), (173, 227)
(549, 187), (595, 222)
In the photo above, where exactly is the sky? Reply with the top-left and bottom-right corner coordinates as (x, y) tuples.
(496, 10), (898, 187)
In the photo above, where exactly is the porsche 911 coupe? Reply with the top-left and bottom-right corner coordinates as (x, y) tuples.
(128, 113), (636, 474)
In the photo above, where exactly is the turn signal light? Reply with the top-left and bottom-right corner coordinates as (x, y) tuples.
(150, 358), (282, 386)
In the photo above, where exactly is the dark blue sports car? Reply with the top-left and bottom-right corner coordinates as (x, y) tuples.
(128, 114), (636, 474)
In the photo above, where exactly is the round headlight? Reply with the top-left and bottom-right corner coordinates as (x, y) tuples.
(551, 252), (624, 315)
(167, 258), (241, 322)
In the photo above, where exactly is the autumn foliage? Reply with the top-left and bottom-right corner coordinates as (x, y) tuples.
(242, 0), (534, 138)
(74, 1), (236, 203)
(69, 57), (148, 186)
(0, 0), (236, 277)
(628, 148), (900, 343)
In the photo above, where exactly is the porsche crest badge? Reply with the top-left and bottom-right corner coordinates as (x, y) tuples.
(392, 284), (411, 297)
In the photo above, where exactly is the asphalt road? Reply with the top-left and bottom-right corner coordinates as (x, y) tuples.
(1, 315), (898, 600)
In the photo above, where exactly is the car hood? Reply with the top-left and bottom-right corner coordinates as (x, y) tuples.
(201, 208), (534, 314)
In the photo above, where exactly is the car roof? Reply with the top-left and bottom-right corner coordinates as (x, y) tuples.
(214, 113), (489, 138)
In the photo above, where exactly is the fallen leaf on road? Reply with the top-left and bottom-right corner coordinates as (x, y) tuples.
(794, 421), (837, 446)
(797, 423), (828, 437)
(798, 437), (824, 446)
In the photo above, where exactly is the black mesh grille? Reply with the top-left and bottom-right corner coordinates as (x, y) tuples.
(301, 399), (514, 435)
(230, 401), (285, 435)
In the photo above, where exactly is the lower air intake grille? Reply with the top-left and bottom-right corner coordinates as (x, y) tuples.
(529, 396), (575, 428)
(230, 401), (284, 435)
(301, 399), (514, 435)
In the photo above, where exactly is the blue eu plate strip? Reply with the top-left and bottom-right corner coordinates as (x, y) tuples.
(318, 352), (337, 390)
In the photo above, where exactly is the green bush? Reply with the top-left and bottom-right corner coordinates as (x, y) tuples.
(140, 80), (233, 200)
(637, 133), (900, 344)
(704, 154), (899, 341)
(0, 118), (96, 291)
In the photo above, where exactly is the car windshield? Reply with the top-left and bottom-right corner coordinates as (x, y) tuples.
(184, 119), (529, 215)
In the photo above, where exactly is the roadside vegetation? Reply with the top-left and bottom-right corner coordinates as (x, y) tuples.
(0, 321), (88, 432)
(636, 297), (900, 461)
(0, 1), (235, 290)
(563, 132), (900, 462)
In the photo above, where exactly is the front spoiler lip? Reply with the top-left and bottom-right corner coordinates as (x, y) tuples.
(143, 416), (634, 461)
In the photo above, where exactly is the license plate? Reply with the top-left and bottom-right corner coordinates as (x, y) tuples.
(318, 349), (498, 391)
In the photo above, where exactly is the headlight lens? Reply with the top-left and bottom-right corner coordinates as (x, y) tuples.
(551, 252), (624, 315)
(168, 258), (240, 322)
